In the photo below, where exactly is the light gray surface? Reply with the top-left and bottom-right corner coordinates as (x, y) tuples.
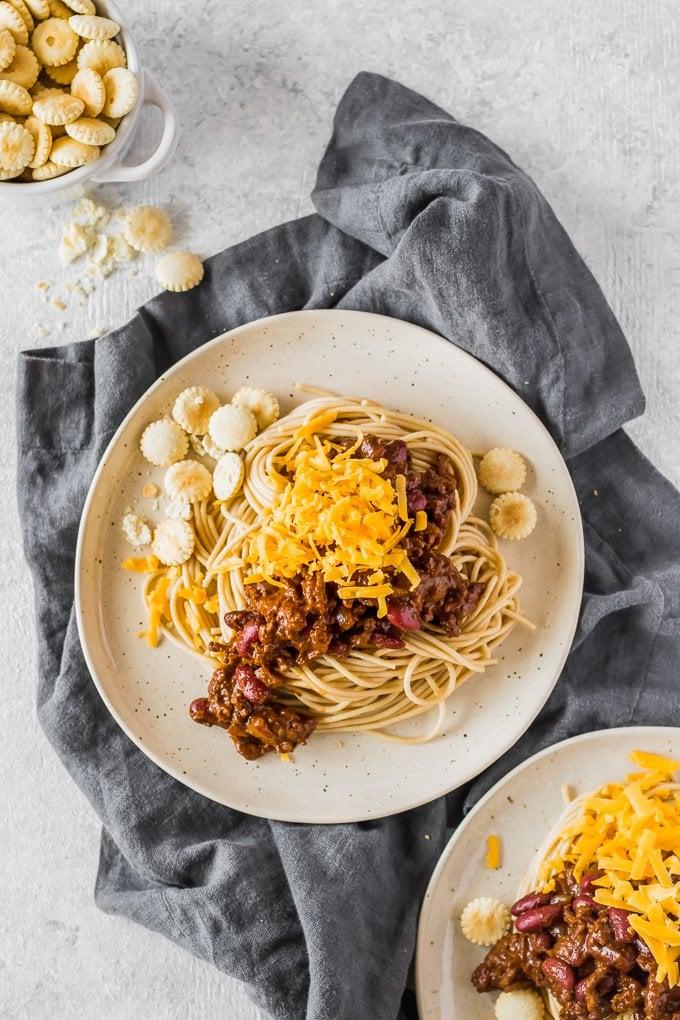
(1, 1), (678, 1018)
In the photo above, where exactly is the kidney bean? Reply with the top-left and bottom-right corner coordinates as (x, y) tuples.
(386, 603), (421, 632)
(406, 490), (427, 513)
(511, 891), (551, 916)
(514, 903), (564, 932)
(233, 664), (270, 704)
(236, 621), (260, 656)
(384, 439), (408, 464)
(635, 936), (653, 958)
(572, 895), (597, 913)
(371, 633), (405, 649)
(579, 870), (602, 895)
(541, 958), (576, 992)
(575, 978), (587, 1004)
(189, 697), (211, 723)
(609, 907), (634, 942)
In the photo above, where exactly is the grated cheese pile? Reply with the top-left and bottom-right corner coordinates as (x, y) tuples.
(538, 750), (680, 986)
(245, 414), (422, 616)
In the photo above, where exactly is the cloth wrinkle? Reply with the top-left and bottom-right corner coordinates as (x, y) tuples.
(516, 196), (568, 442)
(376, 175), (393, 248)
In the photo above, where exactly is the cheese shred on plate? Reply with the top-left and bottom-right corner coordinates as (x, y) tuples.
(486, 834), (501, 869)
(140, 575), (172, 648)
(245, 420), (420, 598)
(537, 750), (680, 986)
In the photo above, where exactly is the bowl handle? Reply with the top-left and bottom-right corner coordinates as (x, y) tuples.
(91, 69), (178, 183)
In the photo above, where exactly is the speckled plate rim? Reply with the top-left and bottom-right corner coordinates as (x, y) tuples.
(415, 725), (680, 1019)
(75, 309), (584, 823)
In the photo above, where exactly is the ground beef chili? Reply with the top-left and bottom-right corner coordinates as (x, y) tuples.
(190, 435), (483, 760)
(472, 868), (680, 1019)
(189, 666), (316, 762)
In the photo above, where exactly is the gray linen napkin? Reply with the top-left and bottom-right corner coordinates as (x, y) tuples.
(16, 73), (680, 1020)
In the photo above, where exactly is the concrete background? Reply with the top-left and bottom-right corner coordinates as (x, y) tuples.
(1, 1), (678, 1017)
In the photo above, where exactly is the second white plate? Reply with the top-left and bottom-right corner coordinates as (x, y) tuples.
(416, 726), (680, 1019)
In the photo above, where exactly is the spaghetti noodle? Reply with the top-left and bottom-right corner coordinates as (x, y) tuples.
(133, 394), (530, 751)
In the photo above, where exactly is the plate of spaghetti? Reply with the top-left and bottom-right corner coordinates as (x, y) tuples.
(416, 727), (680, 1019)
(75, 309), (583, 822)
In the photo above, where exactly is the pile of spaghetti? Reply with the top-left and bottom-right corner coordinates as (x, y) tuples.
(473, 750), (680, 1019)
(136, 395), (528, 758)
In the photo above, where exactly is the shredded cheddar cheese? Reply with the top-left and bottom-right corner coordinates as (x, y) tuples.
(486, 834), (501, 869)
(629, 749), (680, 774)
(122, 554), (160, 573)
(245, 420), (421, 599)
(178, 585), (207, 605)
(395, 473), (408, 521)
(537, 750), (680, 986)
(141, 575), (171, 647)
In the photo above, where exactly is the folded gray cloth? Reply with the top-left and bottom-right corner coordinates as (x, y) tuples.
(16, 72), (680, 1020)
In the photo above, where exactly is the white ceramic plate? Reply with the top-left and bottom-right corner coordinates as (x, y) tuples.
(75, 309), (583, 823)
(415, 726), (680, 1019)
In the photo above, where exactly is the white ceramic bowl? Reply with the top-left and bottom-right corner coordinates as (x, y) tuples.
(0, 0), (178, 208)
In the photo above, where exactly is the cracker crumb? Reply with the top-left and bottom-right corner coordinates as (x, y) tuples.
(73, 195), (110, 226)
(122, 512), (152, 548)
(76, 276), (94, 296)
(91, 233), (110, 264)
(60, 222), (96, 265)
(52, 192), (177, 311)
